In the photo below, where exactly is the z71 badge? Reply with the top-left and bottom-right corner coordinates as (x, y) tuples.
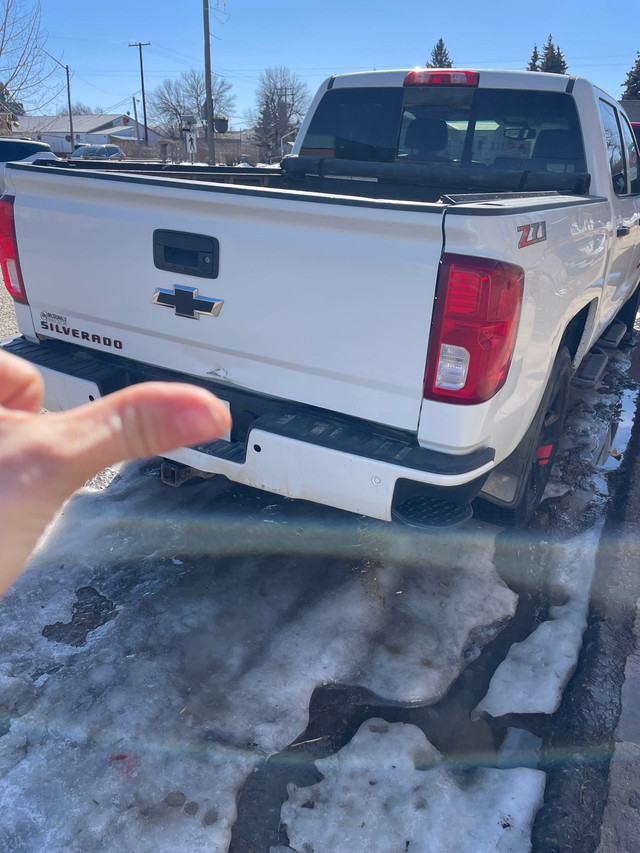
(517, 221), (547, 248)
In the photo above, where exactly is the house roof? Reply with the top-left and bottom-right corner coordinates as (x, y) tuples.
(620, 100), (640, 122)
(15, 114), (136, 134)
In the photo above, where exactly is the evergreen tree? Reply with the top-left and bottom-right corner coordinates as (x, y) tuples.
(622, 52), (640, 99)
(426, 38), (453, 68)
(527, 45), (540, 72)
(539, 34), (568, 74)
(554, 45), (567, 73)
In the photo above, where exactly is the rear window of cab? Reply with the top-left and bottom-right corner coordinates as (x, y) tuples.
(300, 86), (586, 174)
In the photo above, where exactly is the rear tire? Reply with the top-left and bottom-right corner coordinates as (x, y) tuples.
(475, 347), (571, 527)
(616, 285), (640, 342)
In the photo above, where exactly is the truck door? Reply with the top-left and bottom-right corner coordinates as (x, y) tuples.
(618, 111), (640, 293)
(598, 98), (640, 318)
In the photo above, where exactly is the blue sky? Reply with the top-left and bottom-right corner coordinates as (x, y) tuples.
(37, 0), (640, 125)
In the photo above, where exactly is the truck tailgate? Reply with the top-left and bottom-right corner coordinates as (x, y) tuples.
(10, 165), (445, 431)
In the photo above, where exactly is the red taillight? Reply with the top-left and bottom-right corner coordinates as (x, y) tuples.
(404, 70), (479, 87)
(423, 254), (524, 405)
(0, 195), (27, 303)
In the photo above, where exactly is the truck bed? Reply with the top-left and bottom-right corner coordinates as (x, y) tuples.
(37, 155), (591, 204)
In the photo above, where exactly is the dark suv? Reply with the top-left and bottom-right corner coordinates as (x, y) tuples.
(0, 138), (57, 192)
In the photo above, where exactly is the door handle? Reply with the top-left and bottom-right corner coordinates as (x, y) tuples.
(153, 230), (219, 278)
(617, 226), (631, 238)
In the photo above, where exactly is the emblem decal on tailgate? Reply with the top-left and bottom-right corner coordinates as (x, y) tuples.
(152, 284), (224, 319)
(517, 221), (547, 248)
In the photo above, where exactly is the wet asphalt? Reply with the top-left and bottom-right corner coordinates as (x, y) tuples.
(530, 336), (640, 853)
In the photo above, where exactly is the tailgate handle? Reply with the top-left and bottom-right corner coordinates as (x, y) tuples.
(153, 230), (219, 278)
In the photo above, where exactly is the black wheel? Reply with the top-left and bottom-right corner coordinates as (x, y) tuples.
(475, 347), (572, 527)
(616, 285), (640, 342)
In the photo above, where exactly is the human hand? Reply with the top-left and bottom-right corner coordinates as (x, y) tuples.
(0, 349), (231, 594)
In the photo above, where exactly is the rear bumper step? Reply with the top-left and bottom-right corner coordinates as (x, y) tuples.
(392, 496), (473, 529)
(3, 335), (495, 523)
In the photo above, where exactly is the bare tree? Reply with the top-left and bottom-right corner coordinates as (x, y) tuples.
(149, 69), (235, 139)
(148, 79), (186, 138)
(0, 0), (57, 116)
(253, 66), (310, 161)
(59, 101), (104, 115)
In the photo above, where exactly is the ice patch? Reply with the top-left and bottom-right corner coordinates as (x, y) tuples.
(354, 537), (518, 702)
(279, 718), (546, 853)
(0, 464), (518, 851)
(475, 525), (601, 717)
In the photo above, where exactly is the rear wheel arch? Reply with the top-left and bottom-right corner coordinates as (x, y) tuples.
(561, 300), (596, 366)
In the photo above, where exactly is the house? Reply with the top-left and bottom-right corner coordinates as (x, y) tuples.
(12, 114), (163, 155)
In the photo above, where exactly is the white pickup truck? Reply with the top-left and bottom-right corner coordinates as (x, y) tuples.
(2, 69), (640, 526)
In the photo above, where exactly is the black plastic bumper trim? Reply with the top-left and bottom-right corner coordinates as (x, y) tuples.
(3, 336), (495, 477)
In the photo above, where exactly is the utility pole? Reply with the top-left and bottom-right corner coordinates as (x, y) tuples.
(132, 97), (141, 144)
(129, 42), (150, 146)
(65, 64), (74, 155)
(203, 0), (215, 165)
(39, 47), (74, 155)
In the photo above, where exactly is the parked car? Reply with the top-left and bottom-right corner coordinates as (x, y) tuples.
(0, 138), (58, 193)
(71, 144), (126, 161)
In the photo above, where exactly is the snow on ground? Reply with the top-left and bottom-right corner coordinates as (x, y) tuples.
(0, 462), (517, 852)
(1, 345), (631, 851)
(475, 519), (602, 718)
(277, 718), (546, 853)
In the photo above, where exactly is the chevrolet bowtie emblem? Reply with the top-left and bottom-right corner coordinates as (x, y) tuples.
(152, 285), (224, 319)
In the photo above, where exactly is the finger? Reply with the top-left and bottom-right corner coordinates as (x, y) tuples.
(47, 382), (231, 481)
(0, 349), (44, 412)
(0, 382), (231, 595)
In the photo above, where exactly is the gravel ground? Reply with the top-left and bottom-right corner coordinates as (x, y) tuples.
(0, 282), (18, 340)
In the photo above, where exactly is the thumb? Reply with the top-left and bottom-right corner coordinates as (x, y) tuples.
(50, 382), (231, 478)
(0, 382), (230, 594)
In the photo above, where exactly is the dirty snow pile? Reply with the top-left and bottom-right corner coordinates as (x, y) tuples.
(0, 462), (522, 852)
(475, 524), (601, 717)
(275, 718), (545, 853)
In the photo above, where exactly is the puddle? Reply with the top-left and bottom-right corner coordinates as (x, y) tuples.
(229, 528), (552, 851)
(542, 353), (639, 532)
(599, 387), (638, 471)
